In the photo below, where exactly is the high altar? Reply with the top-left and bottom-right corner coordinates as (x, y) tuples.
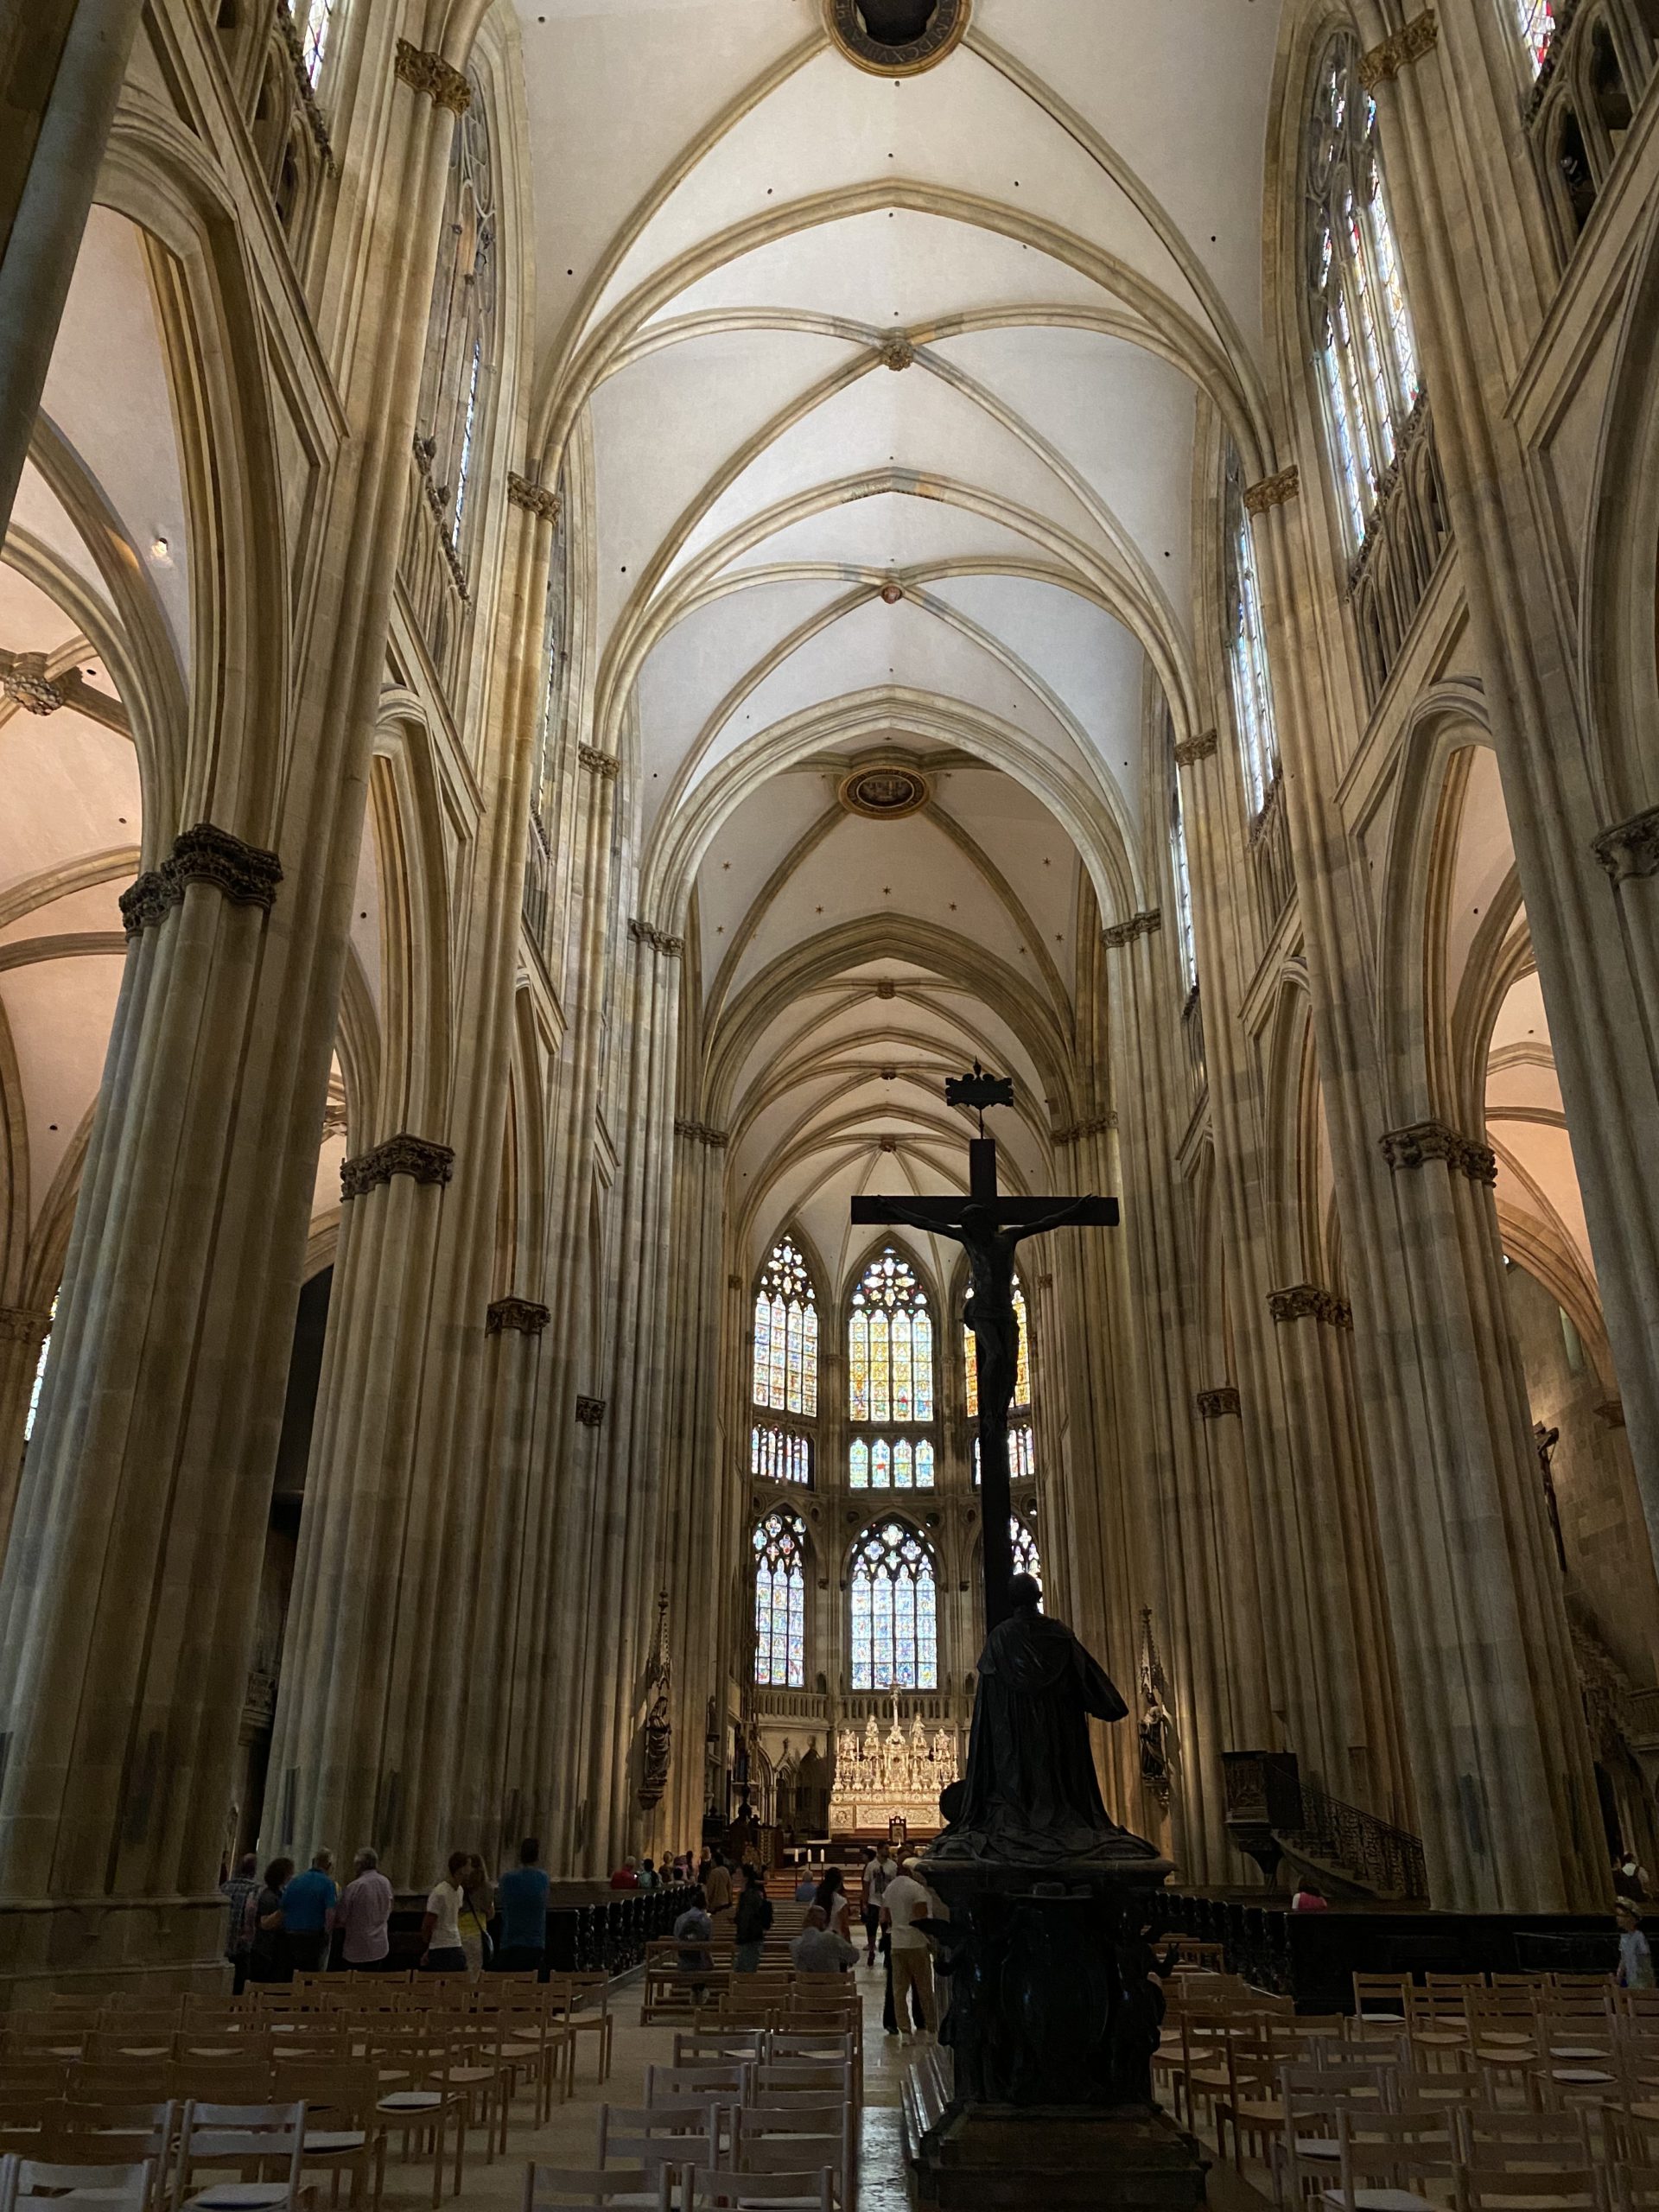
(829, 1688), (959, 1836)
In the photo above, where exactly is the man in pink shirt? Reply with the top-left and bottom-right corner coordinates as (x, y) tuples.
(337, 1847), (395, 1970)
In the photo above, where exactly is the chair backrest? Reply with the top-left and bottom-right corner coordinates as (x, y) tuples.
(522, 2166), (672, 2212)
(643, 2065), (751, 2108)
(1389, 2063), (1489, 2108)
(15, 2158), (154, 2211)
(1351, 1974), (1411, 2021)
(594, 2103), (718, 2177)
(180, 2100), (307, 2165)
(766, 2033), (854, 2065)
(1335, 2108), (1456, 2192)
(683, 2165), (831, 2212)
(672, 2033), (764, 2068)
(732, 2133), (845, 2182)
(1458, 2162), (1603, 2211)
(62, 2074), (170, 2112)
(168, 2063), (271, 2106)
(1453, 2107), (1592, 2164)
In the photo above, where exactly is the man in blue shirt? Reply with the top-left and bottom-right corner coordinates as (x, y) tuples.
(495, 1836), (550, 1974)
(281, 1847), (338, 1976)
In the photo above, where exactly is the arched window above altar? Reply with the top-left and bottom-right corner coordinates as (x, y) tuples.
(849, 1519), (938, 1690)
(968, 1272), (1036, 1489)
(849, 1244), (936, 1490)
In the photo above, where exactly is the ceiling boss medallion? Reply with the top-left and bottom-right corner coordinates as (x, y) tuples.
(826, 0), (969, 76)
(839, 760), (931, 819)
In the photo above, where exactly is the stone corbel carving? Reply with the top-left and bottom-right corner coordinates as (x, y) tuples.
(673, 1118), (729, 1148)
(506, 473), (560, 525)
(120, 823), (283, 938)
(1592, 804), (1659, 884)
(486, 1297), (550, 1336)
(628, 917), (684, 958)
(394, 38), (471, 111)
(1357, 10), (1439, 88)
(1052, 1112), (1117, 1145)
(1102, 909), (1162, 949)
(1173, 730), (1218, 767)
(1243, 467), (1300, 514)
(575, 1395), (607, 1427)
(340, 1134), (456, 1199)
(1268, 1283), (1353, 1327)
(578, 746), (620, 779)
(1379, 1118), (1497, 1185)
(0, 1306), (53, 1347)
(1195, 1386), (1241, 1419)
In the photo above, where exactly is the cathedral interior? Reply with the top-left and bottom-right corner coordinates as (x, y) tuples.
(5, 0), (1659, 2047)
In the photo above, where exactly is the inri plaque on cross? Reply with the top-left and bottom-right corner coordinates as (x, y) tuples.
(851, 1067), (1118, 1633)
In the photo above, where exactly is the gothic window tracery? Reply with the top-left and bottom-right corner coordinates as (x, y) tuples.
(1170, 726), (1198, 994)
(1515, 0), (1556, 72)
(849, 1520), (938, 1689)
(753, 1510), (806, 1688)
(300, 0), (336, 84)
(849, 1244), (935, 1488)
(753, 1234), (817, 1487)
(1224, 450), (1278, 819)
(1011, 1512), (1041, 1590)
(414, 79), (498, 573)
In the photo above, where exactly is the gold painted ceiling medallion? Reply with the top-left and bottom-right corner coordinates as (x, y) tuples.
(840, 762), (931, 819)
(826, 0), (969, 76)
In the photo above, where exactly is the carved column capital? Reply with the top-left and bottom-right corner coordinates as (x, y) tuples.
(629, 916), (684, 957)
(1379, 1118), (1497, 1185)
(394, 39), (471, 111)
(1173, 729), (1218, 768)
(486, 1297), (550, 1336)
(0, 652), (64, 715)
(1196, 1386), (1241, 1420)
(1592, 804), (1659, 884)
(0, 1305), (53, 1348)
(506, 473), (561, 525)
(1358, 10), (1439, 88)
(674, 1118), (729, 1148)
(1243, 466), (1300, 513)
(120, 870), (177, 938)
(1102, 909), (1162, 949)
(578, 747), (620, 779)
(340, 1133), (455, 1199)
(1268, 1282), (1353, 1327)
(120, 823), (283, 938)
(575, 1395), (607, 1428)
(1052, 1112), (1116, 1145)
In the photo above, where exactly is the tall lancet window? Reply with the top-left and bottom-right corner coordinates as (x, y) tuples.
(849, 1245), (935, 1490)
(849, 1520), (938, 1689)
(1224, 449), (1279, 818)
(300, 0), (337, 85)
(753, 1510), (806, 1688)
(1512, 0), (1555, 72)
(1305, 31), (1422, 555)
(1010, 1513), (1042, 1592)
(414, 75), (498, 572)
(23, 1294), (57, 1442)
(752, 1235), (817, 1486)
(1169, 721), (1197, 993)
(967, 1273), (1034, 1486)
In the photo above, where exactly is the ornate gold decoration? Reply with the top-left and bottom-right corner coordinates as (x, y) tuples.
(825, 0), (970, 78)
(1592, 804), (1659, 883)
(878, 336), (916, 371)
(0, 1306), (52, 1347)
(120, 824), (283, 938)
(1358, 10), (1439, 88)
(486, 1297), (550, 1335)
(1268, 1283), (1353, 1327)
(839, 762), (931, 820)
(1243, 467), (1300, 513)
(1379, 1119), (1497, 1185)
(628, 917), (684, 957)
(340, 1133), (455, 1199)
(506, 473), (560, 525)
(830, 1688), (959, 1833)
(575, 1395), (607, 1428)
(577, 746), (620, 779)
(394, 38), (471, 111)
(1196, 1386), (1241, 1419)
(1102, 910), (1162, 949)
(1174, 729), (1218, 767)
(0, 652), (64, 715)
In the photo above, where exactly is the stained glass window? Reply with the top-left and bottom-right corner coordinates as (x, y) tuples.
(753, 1424), (811, 1486)
(1224, 447), (1279, 818)
(1011, 1513), (1042, 1592)
(753, 1511), (805, 1688)
(849, 1522), (938, 1689)
(1305, 33), (1423, 556)
(23, 1294), (56, 1443)
(849, 1247), (932, 1421)
(973, 1426), (1034, 1487)
(963, 1276), (1030, 1418)
(414, 73), (498, 569)
(300, 0), (335, 86)
(753, 1237), (818, 1416)
(1514, 0), (1554, 72)
(1169, 719), (1198, 992)
(850, 1436), (934, 1489)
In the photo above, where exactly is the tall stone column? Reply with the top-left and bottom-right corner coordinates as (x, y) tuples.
(0, 23), (473, 1992)
(0, 0), (146, 531)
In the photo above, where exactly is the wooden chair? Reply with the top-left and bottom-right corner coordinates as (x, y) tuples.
(170, 2063), (273, 2109)
(733, 2102), (851, 2204)
(547, 1980), (614, 2085)
(1214, 2024), (1301, 2171)
(8, 2158), (155, 2212)
(1323, 2106), (1455, 2212)
(175, 2100), (313, 2212)
(593, 2104), (719, 2189)
(641, 2065), (753, 2111)
(1272, 2061), (1391, 2205)
(683, 2165), (833, 2212)
(1529, 1991), (1618, 2110)
(1405, 1984), (1472, 2064)
(1464, 1988), (1540, 2092)
(521, 2168), (670, 2212)
(1350, 1974), (1412, 2029)
(671, 2034), (764, 2070)
(8, 2104), (174, 2212)
(369, 2035), (474, 2209)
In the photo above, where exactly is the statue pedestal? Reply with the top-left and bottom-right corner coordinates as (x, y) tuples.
(911, 1856), (1207, 2208)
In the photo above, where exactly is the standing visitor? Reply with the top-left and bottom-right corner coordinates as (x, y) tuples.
(734, 1864), (773, 1972)
(1615, 1853), (1651, 1903)
(337, 1847), (393, 1971)
(1618, 1901), (1655, 1989)
(496, 1837), (550, 1974)
(705, 1854), (734, 1937)
(815, 1864), (851, 1941)
(421, 1851), (470, 1974)
(459, 1853), (494, 1980)
(674, 1886), (714, 1986)
(859, 1848), (883, 1965)
(250, 1857), (294, 1984)
(220, 1853), (259, 1995)
(881, 1854), (938, 2039)
(281, 1847), (338, 1976)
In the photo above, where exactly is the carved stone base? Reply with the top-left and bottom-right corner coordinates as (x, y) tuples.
(917, 2104), (1206, 2210)
(0, 1897), (230, 2007)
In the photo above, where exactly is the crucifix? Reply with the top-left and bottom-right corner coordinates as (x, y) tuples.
(851, 1066), (1118, 1634)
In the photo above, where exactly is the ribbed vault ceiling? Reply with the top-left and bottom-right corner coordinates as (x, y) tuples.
(522, 0), (1284, 1290)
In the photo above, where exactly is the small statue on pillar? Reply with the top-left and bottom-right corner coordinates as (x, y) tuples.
(637, 1591), (672, 1812)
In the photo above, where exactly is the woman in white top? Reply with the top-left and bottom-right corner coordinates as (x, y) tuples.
(421, 1849), (470, 1973)
(814, 1865), (851, 1941)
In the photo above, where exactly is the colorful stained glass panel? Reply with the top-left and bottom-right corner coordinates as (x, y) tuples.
(849, 1519), (938, 1690)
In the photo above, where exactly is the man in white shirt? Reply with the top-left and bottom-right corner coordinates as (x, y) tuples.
(881, 1855), (938, 2036)
(420, 1849), (468, 1973)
